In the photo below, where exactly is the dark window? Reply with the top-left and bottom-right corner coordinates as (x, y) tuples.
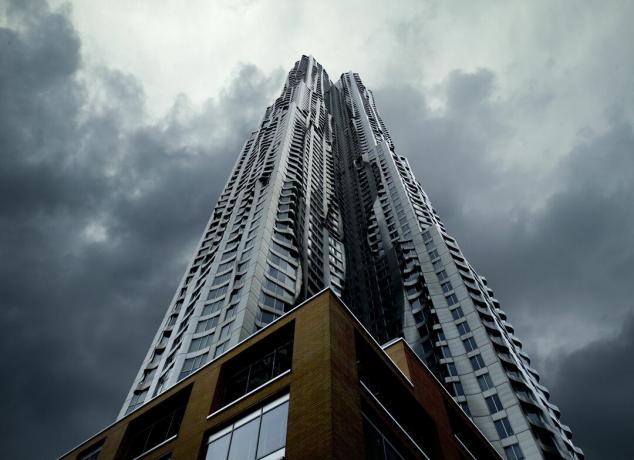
(459, 401), (471, 416)
(477, 373), (494, 391)
(120, 388), (189, 460)
(451, 306), (464, 320)
(447, 362), (458, 376)
(362, 414), (406, 460)
(469, 354), (485, 370)
(486, 394), (504, 414)
(441, 281), (452, 293)
(437, 270), (448, 281)
(462, 337), (477, 353)
(78, 442), (103, 460)
(446, 293), (459, 306)
(494, 417), (514, 439)
(504, 443), (525, 460)
(456, 321), (470, 335)
(441, 345), (452, 358)
(222, 340), (292, 405)
(452, 381), (464, 396)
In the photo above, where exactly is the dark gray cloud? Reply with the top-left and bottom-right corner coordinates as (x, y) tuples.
(0, 1), (281, 458)
(545, 315), (634, 460)
(1, 0), (633, 459)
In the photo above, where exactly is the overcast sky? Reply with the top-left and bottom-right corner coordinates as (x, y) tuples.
(1, 0), (633, 458)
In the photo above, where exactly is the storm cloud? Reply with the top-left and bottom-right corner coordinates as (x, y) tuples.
(1, 0), (633, 458)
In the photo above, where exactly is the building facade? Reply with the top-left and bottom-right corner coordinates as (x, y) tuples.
(61, 291), (501, 460)
(119, 56), (582, 460)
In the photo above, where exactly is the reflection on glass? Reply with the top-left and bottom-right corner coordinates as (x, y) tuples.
(228, 418), (259, 460)
(257, 401), (289, 457)
(205, 433), (230, 460)
(205, 395), (289, 460)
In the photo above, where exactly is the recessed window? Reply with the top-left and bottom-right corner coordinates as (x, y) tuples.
(452, 381), (464, 396)
(441, 345), (452, 358)
(447, 362), (458, 376)
(121, 388), (189, 459)
(451, 306), (464, 320)
(428, 249), (439, 260)
(486, 394), (504, 414)
(179, 354), (207, 381)
(196, 317), (219, 333)
(504, 443), (525, 460)
(456, 321), (470, 335)
(189, 334), (213, 353)
(78, 442), (103, 460)
(441, 281), (452, 293)
(204, 394), (289, 460)
(462, 337), (477, 353)
(223, 341), (292, 404)
(362, 414), (407, 460)
(469, 354), (485, 371)
(225, 305), (237, 320)
(446, 293), (459, 306)
(494, 417), (514, 439)
(477, 373), (494, 391)
(126, 389), (148, 414)
(219, 323), (233, 340)
(437, 269), (448, 281)
(202, 300), (224, 316)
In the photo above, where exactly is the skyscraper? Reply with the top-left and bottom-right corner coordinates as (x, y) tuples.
(120, 56), (582, 460)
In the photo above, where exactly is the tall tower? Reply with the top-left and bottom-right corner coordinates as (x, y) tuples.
(120, 56), (582, 460)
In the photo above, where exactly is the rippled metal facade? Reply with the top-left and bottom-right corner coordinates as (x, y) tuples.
(121, 56), (582, 460)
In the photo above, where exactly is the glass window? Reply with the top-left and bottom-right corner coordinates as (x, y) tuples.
(362, 414), (406, 460)
(202, 300), (223, 316)
(451, 306), (464, 320)
(196, 317), (218, 333)
(446, 293), (459, 306)
(78, 444), (102, 460)
(494, 417), (514, 439)
(477, 373), (494, 391)
(428, 249), (439, 260)
(452, 381), (464, 396)
(225, 342), (292, 403)
(504, 443), (525, 460)
(456, 321), (470, 335)
(205, 395), (289, 460)
(469, 354), (485, 371)
(219, 323), (232, 340)
(459, 401), (471, 416)
(214, 341), (229, 358)
(441, 281), (452, 293)
(486, 394), (504, 414)
(447, 362), (458, 376)
(437, 269), (448, 281)
(189, 334), (212, 353)
(463, 337), (477, 352)
(126, 389), (148, 414)
(125, 403), (185, 459)
(441, 345), (451, 358)
(179, 354), (207, 380)
(228, 417), (259, 460)
(257, 399), (289, 458)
